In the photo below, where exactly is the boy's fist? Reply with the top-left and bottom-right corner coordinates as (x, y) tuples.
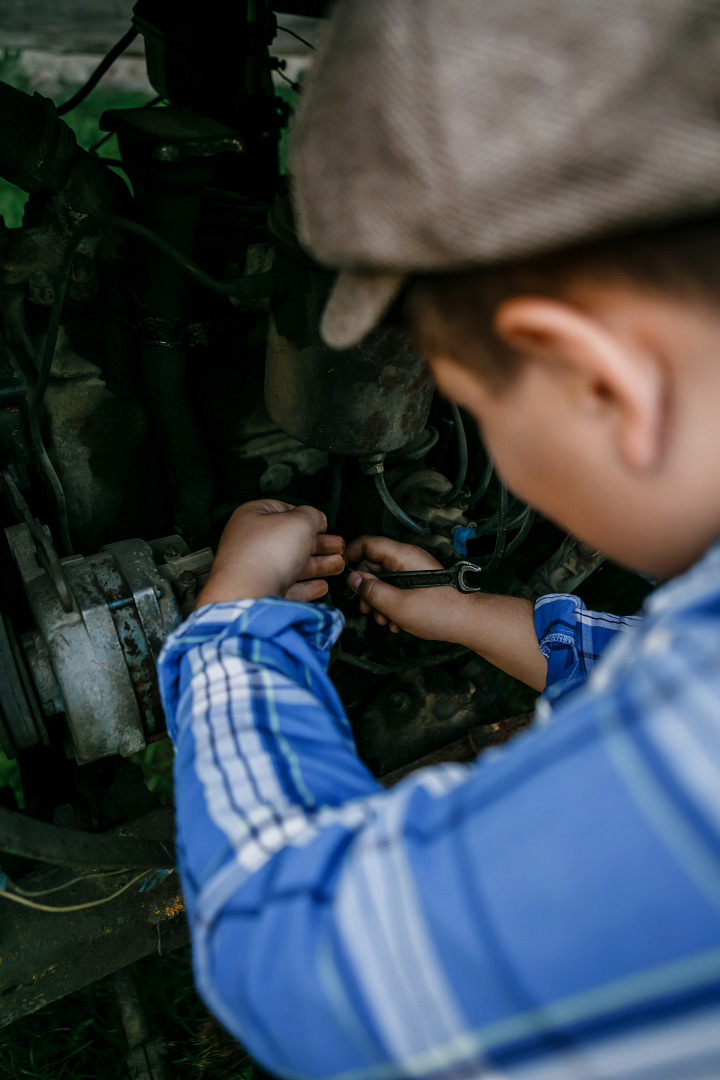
(196, 500), (345, 607)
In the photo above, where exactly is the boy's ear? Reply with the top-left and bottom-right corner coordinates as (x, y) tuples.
(493, 296), (666, 471)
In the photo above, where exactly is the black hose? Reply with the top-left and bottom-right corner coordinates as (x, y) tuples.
(57, 28), (139, 116)
(374, 471), (429, 535)
(479, 481), (508, 573)
(438, 403), (468, 506)
(468, 454), (494, 507)
(469, 499), (529, 537)
(503, 505), (535, 558)
(97, 215), (244, 296)
(277, 25), (317, 50)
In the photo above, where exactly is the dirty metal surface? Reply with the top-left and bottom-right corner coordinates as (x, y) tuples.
(0, 808), (187, 1029)
(5, 525), (182, 762)
(380, 712), (535, 787)
(265, 316), (434, 456)
(0, 804), (173, 869)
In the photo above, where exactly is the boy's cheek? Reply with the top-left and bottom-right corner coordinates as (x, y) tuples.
(430, 352), (605, 535)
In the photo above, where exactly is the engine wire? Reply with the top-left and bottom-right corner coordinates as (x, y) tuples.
(468, 455), (494, 507)
(503, 504), (535, 558)
(470, 500), (530, 537)
(277, 25), (316, 51)
(373, 471), (429, 536)
(478, 481), (508, 573)
(276, 69), (303, 94)
(57, 27), (139, 116)
(0, 868), (155, 913)
(12, 866), (132, 898)
(437, 403), (468, 506)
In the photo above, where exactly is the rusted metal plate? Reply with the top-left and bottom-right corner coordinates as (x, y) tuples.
(0, 808), (186, 1028)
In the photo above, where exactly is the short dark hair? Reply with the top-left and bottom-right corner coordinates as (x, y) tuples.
(404, 215), (720, 384)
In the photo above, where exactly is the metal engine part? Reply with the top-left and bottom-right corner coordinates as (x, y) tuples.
(2, 525), (212, 764)
(266, 316), (435, 455)
(263, 197), (435, 456)
(0, 0), (653, 1046)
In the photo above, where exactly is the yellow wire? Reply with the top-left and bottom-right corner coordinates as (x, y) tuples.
(0, 868), (159, 912)
(14, 867), (133, 897)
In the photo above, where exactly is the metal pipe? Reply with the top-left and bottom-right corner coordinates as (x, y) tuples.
(373, 471), (429, 535)
(0, 806), (174, 869)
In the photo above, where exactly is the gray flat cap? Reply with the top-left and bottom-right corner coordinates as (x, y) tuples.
(291, 0), (720, 349)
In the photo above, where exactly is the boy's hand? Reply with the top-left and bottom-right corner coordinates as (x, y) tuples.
(196, 500), (345, 608)
(345, 535), (475, 642)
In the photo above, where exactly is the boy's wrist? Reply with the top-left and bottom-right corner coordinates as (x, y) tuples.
(444, 592), (488, 651)
(195, 565), (281, 608)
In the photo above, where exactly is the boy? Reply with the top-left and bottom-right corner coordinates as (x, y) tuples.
(158, 1), (720, 1077)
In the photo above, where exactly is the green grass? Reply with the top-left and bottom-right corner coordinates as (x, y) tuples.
(1, 947), (254, 1079)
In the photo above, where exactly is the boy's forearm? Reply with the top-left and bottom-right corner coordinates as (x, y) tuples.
(454, 593), (548, 691)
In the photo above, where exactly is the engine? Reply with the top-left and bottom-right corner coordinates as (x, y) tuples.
(0, 0), (636, 1033)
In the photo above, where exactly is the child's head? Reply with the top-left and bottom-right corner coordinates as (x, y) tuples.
(291, 0), (720, 577)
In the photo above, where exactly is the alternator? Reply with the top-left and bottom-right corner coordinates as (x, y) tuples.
(2, 526), (212, 764)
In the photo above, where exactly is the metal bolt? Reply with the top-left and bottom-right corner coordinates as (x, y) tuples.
(164, 546), (180, 560)
(28, 270), (54, 306)
(388, 691), (411, 714)
(432, 697), (457, 721)
(154, 144), (181, 162)
(53, 803), (77, 827)
(178, 571), (196, 586)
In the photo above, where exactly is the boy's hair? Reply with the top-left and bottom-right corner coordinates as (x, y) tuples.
(405, 216), (720, 385)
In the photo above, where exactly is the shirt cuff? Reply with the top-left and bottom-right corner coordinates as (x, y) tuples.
(534, 592), (588, 692)
(157, 597), (345, 743)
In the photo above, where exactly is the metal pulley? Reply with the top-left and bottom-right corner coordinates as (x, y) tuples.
(2, 526), (212, 764)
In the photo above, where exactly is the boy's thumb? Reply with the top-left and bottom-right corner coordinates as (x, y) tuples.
(348, 571), (395, 613)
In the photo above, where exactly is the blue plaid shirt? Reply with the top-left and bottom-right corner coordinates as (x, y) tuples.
(158, 542), (720, 1080)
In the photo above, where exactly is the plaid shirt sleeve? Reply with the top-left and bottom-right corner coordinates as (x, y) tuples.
(158, 593), (720, 1080)
(535, 592), (643, 697)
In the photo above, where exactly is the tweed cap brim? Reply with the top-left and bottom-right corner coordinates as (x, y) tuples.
(292, 0), (720, 348)
(320, 270), (405, 351)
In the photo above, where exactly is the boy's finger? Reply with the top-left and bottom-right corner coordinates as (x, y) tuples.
(292, 504), (328, 535)
(297, 553), (345, 580)
(347, 570), (412, 620)
(346, 535), (441, 573)
(237, 499), (297, 517)
(314, 534), (345, 556)
(285, 579), (329, 602)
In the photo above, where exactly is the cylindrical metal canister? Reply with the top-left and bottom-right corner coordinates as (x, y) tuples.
(265, 314), (434, 456)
